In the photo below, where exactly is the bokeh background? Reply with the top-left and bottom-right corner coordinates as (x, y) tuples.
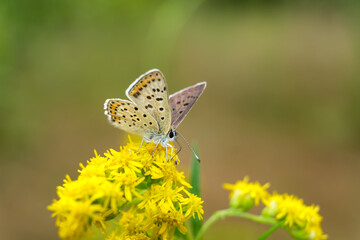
(1, 0), (360, 239)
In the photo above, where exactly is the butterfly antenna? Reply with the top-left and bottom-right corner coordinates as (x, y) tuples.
(176, 131), (200, 162)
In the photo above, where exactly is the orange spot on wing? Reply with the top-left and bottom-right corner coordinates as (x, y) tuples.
(131, 90), (137, 95)
(136, 85), (142, 90)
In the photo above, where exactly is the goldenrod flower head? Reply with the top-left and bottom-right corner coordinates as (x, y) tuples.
(182, 190), (205, 220)
(308, 225), (328, 240)
(263, 193), (327, 240)
(269, 193), (306, 227)
(223, 176), (270, 211)
(48, 136), (203, 240)
(145, 201), (188, 239)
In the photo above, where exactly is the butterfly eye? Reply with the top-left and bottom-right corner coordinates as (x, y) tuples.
(169, 130), (175, 139)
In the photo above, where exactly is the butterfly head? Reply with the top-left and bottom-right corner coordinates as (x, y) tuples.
(158, 129), (177, 148)
(167, 129), (177, 141)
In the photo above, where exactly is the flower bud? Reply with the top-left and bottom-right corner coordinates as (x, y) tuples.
(261, 200), (277, 218)
(229, 190), (254, 211)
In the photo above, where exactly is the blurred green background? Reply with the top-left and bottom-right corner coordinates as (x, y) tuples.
(1, 0), (360, 239)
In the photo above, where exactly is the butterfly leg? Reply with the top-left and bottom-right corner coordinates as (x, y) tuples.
(171, 139), (182, 164)
(166, 143), (175, 162)
(165, 146), (168, 161)
(152, 141), (161, 156)
(136, 137), (146, 152)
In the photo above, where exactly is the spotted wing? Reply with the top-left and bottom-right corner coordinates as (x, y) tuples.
(169, 82), (206, 129)
(126, 69), (171, 134)
(104, 99), (159, 139)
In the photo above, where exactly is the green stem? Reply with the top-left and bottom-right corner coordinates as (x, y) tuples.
(257, 220), (284, 240)
(194, 209), (278, 240)
(186, 221), (194, 240)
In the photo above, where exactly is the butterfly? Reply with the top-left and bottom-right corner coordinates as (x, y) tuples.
(104, 69), (206, 161)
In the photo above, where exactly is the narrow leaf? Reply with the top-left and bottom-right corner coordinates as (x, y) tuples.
(189, 144), (202, 237)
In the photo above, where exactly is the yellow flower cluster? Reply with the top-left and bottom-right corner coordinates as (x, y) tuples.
(223, 176), (270, 210)
(48, 136), (203, 240)
(264, 193), (327, 240)
(224, 177), (327, 240)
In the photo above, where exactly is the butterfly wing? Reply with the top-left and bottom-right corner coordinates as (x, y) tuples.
(169, 82), (206, 129)
(104, 99), (159, 139)
(126, 69), (171, 134)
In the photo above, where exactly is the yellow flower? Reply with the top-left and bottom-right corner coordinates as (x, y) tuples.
(270, 193), (306, 227)
(105, 148), (144, 174)
(264, 193), (327, 240)
(112, 168), (145, 201)
(137, 184), (161, 210)
(78, 150), (108, 178)
(48, 196), (105, 240)
(145, 201), (188, 239)
(299, 204), (322, 230)
(149, 160), (191, 188)
(106, 230), (150, 240)
(182, 190), (204, 220)
(48, 136), (203, 239)
(223, 176), (270, 210)
(118, 207), (149, 236)
(151, 181), (184, 210)
(308, 225), (328, 240)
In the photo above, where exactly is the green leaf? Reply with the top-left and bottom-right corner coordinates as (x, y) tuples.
(189, 144), (202, 238)
(257, 220), (285, 240)
(174, 227), (188, 240)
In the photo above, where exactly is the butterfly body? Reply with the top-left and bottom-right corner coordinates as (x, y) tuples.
(104, 69), (206, 157)
(142, 128), (177, 148)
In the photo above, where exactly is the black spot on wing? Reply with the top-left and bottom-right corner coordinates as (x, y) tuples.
(145, 104), (153, 109)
